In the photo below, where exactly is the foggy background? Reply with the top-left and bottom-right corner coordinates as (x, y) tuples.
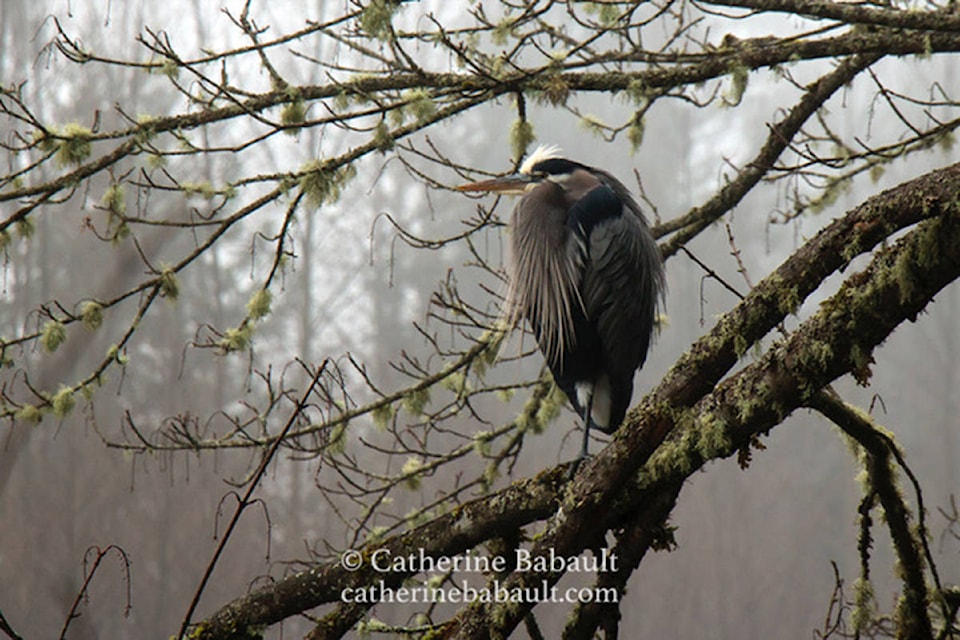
(0, 1), (958, 638)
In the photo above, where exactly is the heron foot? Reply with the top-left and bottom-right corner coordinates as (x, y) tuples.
(565, 452), (593, 480)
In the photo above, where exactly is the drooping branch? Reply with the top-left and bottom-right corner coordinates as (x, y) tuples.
(809, 389), (937, 640)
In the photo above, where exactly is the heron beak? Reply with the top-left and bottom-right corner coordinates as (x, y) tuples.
(456, 173), (535, 195)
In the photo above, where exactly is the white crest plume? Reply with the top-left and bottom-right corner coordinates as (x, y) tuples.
(520, 145), (562, 174)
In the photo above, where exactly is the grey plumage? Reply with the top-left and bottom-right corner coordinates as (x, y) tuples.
(459, 145), (665, 461)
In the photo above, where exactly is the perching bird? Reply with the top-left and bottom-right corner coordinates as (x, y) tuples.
(458, 145), (665, 462)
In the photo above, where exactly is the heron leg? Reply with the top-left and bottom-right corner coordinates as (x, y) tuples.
(579, 393), (593, 461)
(568, 391), (594, 479)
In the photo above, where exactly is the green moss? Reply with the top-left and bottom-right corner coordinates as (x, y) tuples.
(107, 344), (129, 365)
(913, 217), (942, 271)
(777, 286), (801, 316)
(356, 617), (389, 636)
(51, 386), (76, 418)
(850, 577), (876, 631)
(182, 181), (217, 200)
(537, 73), (570, 107)
(0, 340), (12, 369)
(280, 99), (306, 132)
(16, 217), (34, 240)
(16, 403), (43, 425)
(402, 387), (430, 416)
(695, 410), (732, 459)
(327, 421), (348, 454)
(41, 320), (66, 353)
(160, 58), (179, 80)
(510, 119), (535, 164)
(481, 461), (500, 492)
(626, 78), (648, 105)
(404, 89), (436, 123)
(246, 288), (272, 320)
(723, 61), (749, 107)
(733, 333), (749, 359)
(532, 382), (565, 433)
(299, 161), (357, 208)
(473, 430), (492, 457)
(849, 344), (875, 386)
(809, 176), (851, 215)
(640, 431), (696, 487)
(627, 114), (645, 153)
(515, 409), (532, 434)
(332, 90), (351, 112)
(639, 401), (741, 487)
(404, 508), (430, 531)
(489, 55), (507, 80)
(801, 340), (834, 371)
(894, 250), (918, 304)
(938, 130), (956, 153)
(841, 231), (863, 263)
(402, 457), (424, 489)
(477, 327), (505, 369)
(440, 369), (468, 398)
(373, 122), (394, 152)
(102, 183), (126, 216)
(218, 323), (253, 353)
(111, 221), (131, 244)
(596, 2), (621, 24)
(371, 402), (394, 430)
(53, 123), (93, 167)
(491, 18), (513, 46)
(359, 0), (398, 40)
(158, 267), (179, 300)
(81, 301), (104, 331)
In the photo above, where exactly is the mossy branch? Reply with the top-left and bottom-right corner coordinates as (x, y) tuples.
(809, 389), (941, 639)
(706, 0), (960, 33)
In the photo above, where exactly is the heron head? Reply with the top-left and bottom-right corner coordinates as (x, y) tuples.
(456, 145), (585, 195)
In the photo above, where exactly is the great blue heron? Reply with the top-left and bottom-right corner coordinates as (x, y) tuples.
(458, 145), (665, 462)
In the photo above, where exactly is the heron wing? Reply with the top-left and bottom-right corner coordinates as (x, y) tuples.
(507, 183), (584, 368)
(568, 185), (663, 379)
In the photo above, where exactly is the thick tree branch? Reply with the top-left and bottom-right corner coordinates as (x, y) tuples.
(561, 482), (683, 640)
(189, 467), (568, 638)
(7, 27), (960, 208)
(704, 0), (960, 32)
